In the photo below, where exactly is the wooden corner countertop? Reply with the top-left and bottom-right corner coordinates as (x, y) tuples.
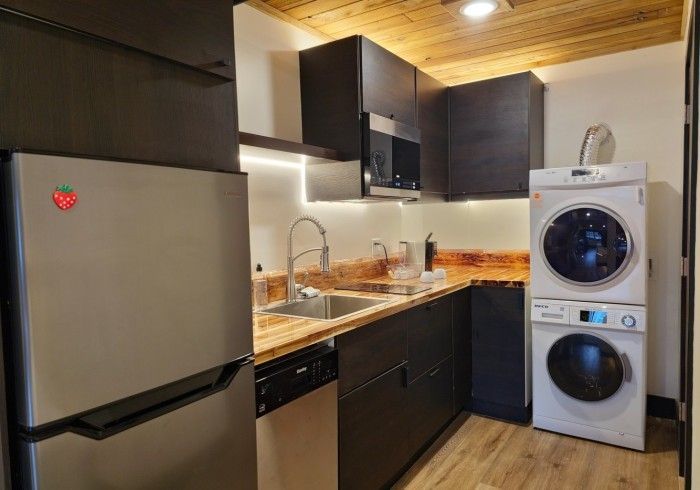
(253, 264), (529, 365)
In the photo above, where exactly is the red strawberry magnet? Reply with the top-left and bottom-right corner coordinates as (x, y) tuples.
(53, 185), (78, 210)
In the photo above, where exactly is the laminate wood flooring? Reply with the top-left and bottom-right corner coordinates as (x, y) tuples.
(394, 414), (678, 489)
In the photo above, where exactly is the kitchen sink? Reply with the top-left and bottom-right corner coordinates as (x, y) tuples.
(257, 294), (390, 321)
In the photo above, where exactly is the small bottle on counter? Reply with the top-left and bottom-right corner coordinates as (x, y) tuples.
(253, 263), (268, 308)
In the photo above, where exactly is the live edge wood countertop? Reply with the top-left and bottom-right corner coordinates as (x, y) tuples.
(253, 258), (529, 366)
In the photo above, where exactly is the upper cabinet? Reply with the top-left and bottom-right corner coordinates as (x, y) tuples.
(450, 71), (544, 198)
(0, 0), (236, 79)
(361, 38), (416, 126)
(300, 35), (416, 158)
(416, 69), (449, 197)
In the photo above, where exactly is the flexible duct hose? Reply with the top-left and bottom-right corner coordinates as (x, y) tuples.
(578, 123), (612, 166)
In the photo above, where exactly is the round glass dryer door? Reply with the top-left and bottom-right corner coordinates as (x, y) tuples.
(547, 333), (625, 401)
(541, 206), (632, 285)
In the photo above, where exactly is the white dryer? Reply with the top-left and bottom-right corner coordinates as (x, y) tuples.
(532, 298), (646, 451)
(529, 162), (647, 306)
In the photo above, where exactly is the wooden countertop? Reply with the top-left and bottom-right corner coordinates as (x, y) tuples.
(253, 265), (529, 365)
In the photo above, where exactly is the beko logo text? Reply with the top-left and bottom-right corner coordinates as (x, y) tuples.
(534, 304), (549, 309)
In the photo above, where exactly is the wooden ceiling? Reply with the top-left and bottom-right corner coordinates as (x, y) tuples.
(248, 0), (688, 85)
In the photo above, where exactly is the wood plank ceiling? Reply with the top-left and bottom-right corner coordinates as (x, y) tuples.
(248, 0), (688, 85)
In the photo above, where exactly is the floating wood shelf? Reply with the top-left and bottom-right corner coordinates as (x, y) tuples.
(239, 132), (348, 161)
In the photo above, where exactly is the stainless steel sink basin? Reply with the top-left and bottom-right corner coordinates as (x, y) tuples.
(257, 294), (390, 321)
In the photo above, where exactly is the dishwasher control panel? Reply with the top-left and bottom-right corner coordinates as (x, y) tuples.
(254, 345), (338, 418)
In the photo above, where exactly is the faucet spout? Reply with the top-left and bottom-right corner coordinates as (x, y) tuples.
(287, 215), (330, 302)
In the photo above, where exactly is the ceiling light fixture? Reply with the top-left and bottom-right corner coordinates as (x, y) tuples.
(460, 0), (498, 17)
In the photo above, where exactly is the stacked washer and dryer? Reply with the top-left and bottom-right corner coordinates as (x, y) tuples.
(529, 161), (648, 450)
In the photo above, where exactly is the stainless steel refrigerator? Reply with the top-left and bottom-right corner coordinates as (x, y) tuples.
(0, 151), (257, 489)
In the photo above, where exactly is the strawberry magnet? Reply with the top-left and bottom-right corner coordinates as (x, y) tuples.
(53, 185), (78, 210)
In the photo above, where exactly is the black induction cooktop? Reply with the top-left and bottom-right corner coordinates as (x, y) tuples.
(335, 282), (431, 295)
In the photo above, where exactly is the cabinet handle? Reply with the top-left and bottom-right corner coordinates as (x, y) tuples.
(426, 302), (439, 311)
(196, 59), (232, 69)
(428, 367), (441, 378)
(402, 363), (409, 387)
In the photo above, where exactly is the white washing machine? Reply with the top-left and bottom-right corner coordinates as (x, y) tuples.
(529, 162), (647, 306)
(532, 298), (646, 450)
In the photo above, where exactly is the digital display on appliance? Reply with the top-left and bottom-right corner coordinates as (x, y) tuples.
(580, 310), (607, 323)
(571, 169), (599, 176)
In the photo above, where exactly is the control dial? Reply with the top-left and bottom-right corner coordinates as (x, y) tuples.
(621, 315), (637, 328)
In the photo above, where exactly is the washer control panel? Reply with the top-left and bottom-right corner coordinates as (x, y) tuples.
(532, 299), (646, 333)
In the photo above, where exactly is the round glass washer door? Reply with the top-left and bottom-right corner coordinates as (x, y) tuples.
(547, 333), (625, 402)
(540, 205), (632, 286)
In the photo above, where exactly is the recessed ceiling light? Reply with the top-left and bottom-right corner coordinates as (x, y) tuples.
(460, 0), (498, 17)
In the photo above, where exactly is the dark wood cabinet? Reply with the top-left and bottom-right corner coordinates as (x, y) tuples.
(407, 296), (452, 383)
(336, 313), (407, 397)
(339, 363), (411, 490)
(0, 9), (237, 171)
(0, 0), (236, 79)
(361, 38), (416, 126)
(452, 288), (471, 413)
(416, 70), (449, 197)
(471, 286), (530, 422)
(450, 72), (544, 198)
(300, 35), (417, 158)
(407, 356), (453, 457)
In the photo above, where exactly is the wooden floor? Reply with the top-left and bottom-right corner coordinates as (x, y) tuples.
(394, 414), (678, 490)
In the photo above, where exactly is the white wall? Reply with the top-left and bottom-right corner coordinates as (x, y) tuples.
(234, 4), (403, 271)
(233, 4), (323, 142)
(408, 42), (686, 399)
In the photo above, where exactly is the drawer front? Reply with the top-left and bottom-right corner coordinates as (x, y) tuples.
(407, 297), (452, 382)
(408, 357), (453, 456)
(339, 363), (410, 490)
(337, 313), (407, 396)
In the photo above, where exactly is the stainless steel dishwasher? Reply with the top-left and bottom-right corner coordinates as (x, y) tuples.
(255, 345), (338, 490)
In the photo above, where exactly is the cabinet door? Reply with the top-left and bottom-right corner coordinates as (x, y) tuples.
(337, 313), (407, 397)
(408, 357), (453, 457)
(416, 70), (448, 196)
(339, 363), (411, 490)
(450, 72), (543, 197)
(452, 289), (471, 413)
(471, 287), (525, 409)
(0, 0), (235, 78)
(0, 10), (237, 171)
(361, 37), (416, 126)
(407, 296), (452, 382)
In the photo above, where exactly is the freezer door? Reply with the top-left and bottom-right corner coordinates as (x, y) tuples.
(20, 364), (257, 490)
(4, 152), (254, 427)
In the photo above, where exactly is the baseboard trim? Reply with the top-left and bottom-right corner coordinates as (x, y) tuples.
(647, 394), (677, 420)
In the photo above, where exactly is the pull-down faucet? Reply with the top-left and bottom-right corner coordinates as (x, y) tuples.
(287, 215), (330, 302)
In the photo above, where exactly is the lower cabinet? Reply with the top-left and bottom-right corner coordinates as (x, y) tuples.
(471, 286), (530, 422)
(452, 288), (471, 413)
(408, 356), (453, 457)
(337, 296), (457, 489)
(339, 363), (411, 490)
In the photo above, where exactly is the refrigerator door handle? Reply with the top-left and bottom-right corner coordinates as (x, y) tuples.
(21, 356), (254, 443)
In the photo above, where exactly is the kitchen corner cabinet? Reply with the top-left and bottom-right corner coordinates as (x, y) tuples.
(300, 35), (416, 157)
(471, 286), (530, 423)
(0, 0), (236, 79)
(416, 70), (449, 197)
(450, 71), (544, 198)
